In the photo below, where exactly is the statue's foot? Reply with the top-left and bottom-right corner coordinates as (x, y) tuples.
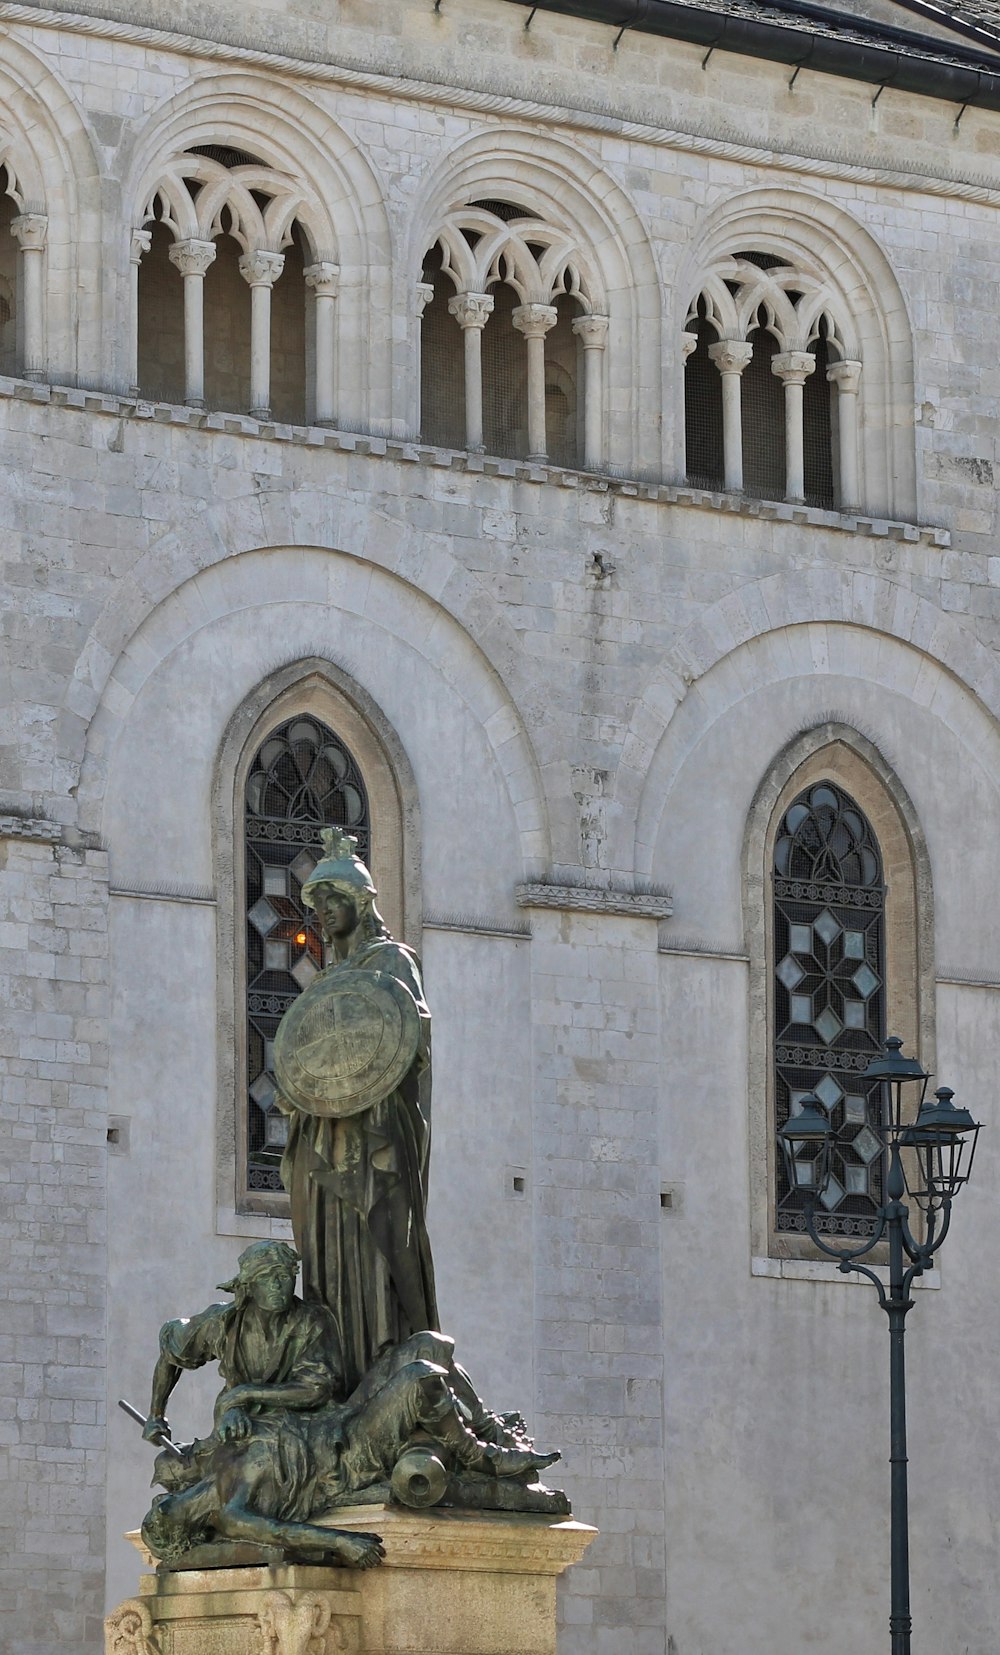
(325, 1531), (385, 1570)
(488, 1446), (561, 1478)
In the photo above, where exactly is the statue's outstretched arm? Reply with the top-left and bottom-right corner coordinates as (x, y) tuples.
(144, 1349), (185, 1442)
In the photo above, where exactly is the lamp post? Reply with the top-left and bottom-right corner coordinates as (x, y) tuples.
(778, 1036), (981, 1655)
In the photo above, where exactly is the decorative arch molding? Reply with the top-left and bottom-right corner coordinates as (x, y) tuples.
(742, 722), (934, 1261)
(408, 126), (662, 474)
(73, 541), (549, 877)
(676, 187), (916, 517)
(619, 568), (1000, 876)
(120, 72), (392, 422)
(0, 34), (103, 381)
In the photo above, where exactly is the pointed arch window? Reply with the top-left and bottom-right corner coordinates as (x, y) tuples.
(773, 781), (886, 1239)
(243, 715), (369, 1194)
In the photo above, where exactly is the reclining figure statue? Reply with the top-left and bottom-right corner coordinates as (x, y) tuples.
(139, 1240), (563, 1568)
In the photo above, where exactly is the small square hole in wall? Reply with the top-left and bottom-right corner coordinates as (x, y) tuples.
(107, 1117), (130, 1156)
(505, 1167), (528, 1199)
(660, 1182), (683, 1214)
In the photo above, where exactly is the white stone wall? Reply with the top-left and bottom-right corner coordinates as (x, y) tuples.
(3, 2), (1000, 1652)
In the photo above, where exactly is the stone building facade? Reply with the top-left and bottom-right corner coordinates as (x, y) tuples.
(3, 0), (1000, 1650)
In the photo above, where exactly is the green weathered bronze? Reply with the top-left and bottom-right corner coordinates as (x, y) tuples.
(277, 828), (437, 1396)
(138, 1240), (565, 1568)
(134, 830), (569, 1569)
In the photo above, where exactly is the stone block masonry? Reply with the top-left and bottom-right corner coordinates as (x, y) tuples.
(0, 830), (109, 1655)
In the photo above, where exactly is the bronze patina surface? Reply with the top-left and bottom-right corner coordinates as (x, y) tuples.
(129, 830), (569, 1571)
(274, 966), (421, 1118)
(135, 1241), (566, 1570)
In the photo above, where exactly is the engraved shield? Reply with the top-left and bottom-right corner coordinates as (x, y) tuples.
(274, 969), (421, 1117)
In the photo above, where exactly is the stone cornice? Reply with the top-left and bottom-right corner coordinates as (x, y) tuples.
(0, 377), (951, 546)
(5, 4), (1000, 205)
(516, 882), (674, 918)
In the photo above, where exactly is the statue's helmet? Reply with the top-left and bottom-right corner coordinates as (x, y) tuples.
(300, 827), (377, 910)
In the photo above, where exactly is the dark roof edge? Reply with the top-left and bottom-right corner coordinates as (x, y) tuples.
(501, 0), (1000, 113)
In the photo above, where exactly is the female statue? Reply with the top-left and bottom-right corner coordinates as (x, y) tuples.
(276, 829), (438, 1394)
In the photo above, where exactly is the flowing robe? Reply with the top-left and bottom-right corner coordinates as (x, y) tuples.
(279, 937), (439, 1394)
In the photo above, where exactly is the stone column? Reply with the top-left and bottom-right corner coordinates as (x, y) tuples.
(448, 291), (494, 452)
(827, 358), (862, 510)
(572, 313), (609, 470)
(415, 281), (434, 320)
(239, 249), (285, 420)
(771, 348), (816, 503)
(512, 302), (558, 462)
(127, 229), (151, 396)
(708, 338), (754, 491)
(304, 261), (339, 425)
(168, 237), (217, 407)
(10, 212), (48, 381)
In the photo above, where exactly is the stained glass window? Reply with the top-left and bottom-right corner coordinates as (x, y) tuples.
(244, 716), (369, 1193)
(773, 782), (885, 1238)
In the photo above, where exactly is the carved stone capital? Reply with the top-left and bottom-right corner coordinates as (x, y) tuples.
(827, 358), (862, 394)
(572, 313), (610, 349)
(168, 238), (217, 279)
(10, 212), (47, 252)
(771, 349), (816, 386)
(257, 1589), (337, 1655)
(512, 302), (558, 340)
(104, 1598), (159, 1655)
(304, 261), (339, 299)
(448, 291), (494, 330)
(129, 228), (152, 266)
(239, 249), (285, 289)
(680, 330), (698, 361)
(415, 280), (434, 318)
(708, 339), (753, 376)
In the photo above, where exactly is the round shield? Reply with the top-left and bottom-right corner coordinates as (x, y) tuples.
(273, 968), (421, 1118)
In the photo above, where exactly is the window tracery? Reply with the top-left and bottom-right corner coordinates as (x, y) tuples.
(419, 199), (609, 468)
(684, 249), (859, 508)
(133, 149), (336, 422)
(243, 714), (370, 1195)
(772, 781), (886, 1239)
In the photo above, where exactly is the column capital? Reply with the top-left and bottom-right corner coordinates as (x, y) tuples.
(572, 313), (610, 350)
(708, 339), (753, 376)
(680, 330), (698, 362)
(304, 261), (339, 298)
(448, 291), (494, 330)
(129, 228), (152, 265)
(239, 249), (285, 289)
(512, 302), (558, 340)
(827, 358), (862, 394)
(415, 281), (434, 319)
(10, 212), (47, 252)
(169, 238), (217, 279)
(771, 349), (816, 386)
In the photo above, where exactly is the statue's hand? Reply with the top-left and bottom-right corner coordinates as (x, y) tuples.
(142, 1414), (170, 1445)
(218, 1407), (253, 1444)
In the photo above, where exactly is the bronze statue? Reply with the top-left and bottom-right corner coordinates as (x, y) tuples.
(130, 832), (569, 1570)
(137, 1241), (562, 1567)
(274, 830), (437, 1394)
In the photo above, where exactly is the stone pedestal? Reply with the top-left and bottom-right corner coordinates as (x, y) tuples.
(110, 1508), (596, 1655)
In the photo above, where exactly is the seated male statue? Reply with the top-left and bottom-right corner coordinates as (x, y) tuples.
(140, 1239), (559, 1567)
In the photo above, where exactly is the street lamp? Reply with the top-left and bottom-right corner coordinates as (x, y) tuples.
(777, 1036), (981, 1655)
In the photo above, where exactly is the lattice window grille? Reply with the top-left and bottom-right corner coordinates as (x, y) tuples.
(244, 715), (370, 1193)
(773, 782), (886, 1238)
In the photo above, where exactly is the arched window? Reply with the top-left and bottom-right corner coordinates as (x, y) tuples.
(0, 165), (17, 376)
(419, 199), (608, 469)
(772, 781), (886, 1240)
(683, 249), (855, 509)
(243, 715), (369, 1196)
(134, 147), (334, 422)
